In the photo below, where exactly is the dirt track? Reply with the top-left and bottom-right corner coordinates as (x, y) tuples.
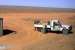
(0, 13), (75, 50)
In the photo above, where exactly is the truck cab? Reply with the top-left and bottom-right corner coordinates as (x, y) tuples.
(47, 20), (72, 34)
(48, 20), (63, 31)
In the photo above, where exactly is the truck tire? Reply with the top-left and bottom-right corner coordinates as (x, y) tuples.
(37, 27), (42, 32)
(41, 28), (46, 33)
(41, 25), (47, 33)
(62, 28), (69, 35)
(39, 28), (42, 32)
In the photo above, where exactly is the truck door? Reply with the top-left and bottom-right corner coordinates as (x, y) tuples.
(52, 22), (61, 31)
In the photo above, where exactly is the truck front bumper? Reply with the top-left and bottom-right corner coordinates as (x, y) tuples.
(69, 26), (72, 31)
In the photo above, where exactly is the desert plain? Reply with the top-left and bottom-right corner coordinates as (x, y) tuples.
(0, 6), (75, 50)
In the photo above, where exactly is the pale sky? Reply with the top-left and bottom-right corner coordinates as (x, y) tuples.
(0, 0), (75, 8)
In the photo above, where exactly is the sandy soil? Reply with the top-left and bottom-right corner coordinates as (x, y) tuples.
(0, 12), (74, 50)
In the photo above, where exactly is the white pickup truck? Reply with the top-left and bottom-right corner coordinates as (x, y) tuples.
(34, 20), (72, 34)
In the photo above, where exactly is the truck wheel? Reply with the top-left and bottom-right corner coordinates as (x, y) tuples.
(41, 28), (46, 33)
(39, 28), (42, 32)
(62, 28), (69, 35)
(37, 27), (42, 32)
(42, 25), (47, 33)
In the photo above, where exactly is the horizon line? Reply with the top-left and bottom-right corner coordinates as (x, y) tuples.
(0, 5), (75, 9)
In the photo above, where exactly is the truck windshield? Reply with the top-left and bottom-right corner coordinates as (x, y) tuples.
(54, 21), (61, 27)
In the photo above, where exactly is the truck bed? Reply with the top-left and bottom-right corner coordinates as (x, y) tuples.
(34, 24), (43, 27)
(34, 24), (51, 28)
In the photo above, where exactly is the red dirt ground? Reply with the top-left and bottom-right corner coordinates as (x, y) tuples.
(0, 12), (75, 50)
